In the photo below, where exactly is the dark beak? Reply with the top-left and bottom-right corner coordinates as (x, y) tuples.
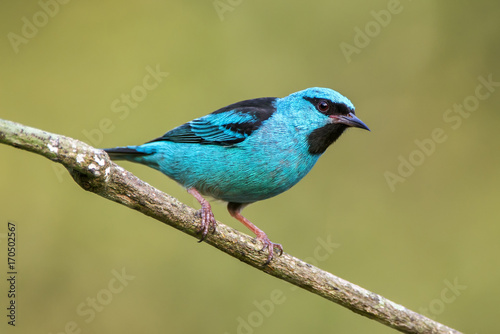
(332, 112), (370, 131)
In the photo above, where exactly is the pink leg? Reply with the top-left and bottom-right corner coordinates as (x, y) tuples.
(227, 202), (283, 265)
(187, 188), (216, 241)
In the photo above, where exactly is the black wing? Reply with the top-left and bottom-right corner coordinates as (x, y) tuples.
(148, 97), (277, 146)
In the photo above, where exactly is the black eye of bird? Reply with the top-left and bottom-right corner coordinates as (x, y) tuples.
(317, 99), (330, 113)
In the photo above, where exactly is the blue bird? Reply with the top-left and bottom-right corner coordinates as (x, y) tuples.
(103, 87), (369, 264)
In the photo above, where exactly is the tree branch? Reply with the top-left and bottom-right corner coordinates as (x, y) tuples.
(0, 118), (462, 334)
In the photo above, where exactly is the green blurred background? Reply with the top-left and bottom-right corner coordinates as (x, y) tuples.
(1, 1), (499, 333)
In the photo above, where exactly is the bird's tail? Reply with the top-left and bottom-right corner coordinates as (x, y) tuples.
(102, 146), (149, 161)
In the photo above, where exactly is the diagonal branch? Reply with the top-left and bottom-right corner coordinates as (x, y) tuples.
(0, 118), (462, 334)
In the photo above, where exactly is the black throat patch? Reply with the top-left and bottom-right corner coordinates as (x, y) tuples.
(307, 123), (347, 155)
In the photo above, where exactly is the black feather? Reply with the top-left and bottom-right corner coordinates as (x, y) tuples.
(307, 124), (347, 155)
(302, 96), (353, 116)
(103, 147), (147, 160)
(148, 97), (277, 146)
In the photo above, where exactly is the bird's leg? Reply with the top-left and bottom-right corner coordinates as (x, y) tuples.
(227, 202), (283, 265)
(187, 188), (216, 242)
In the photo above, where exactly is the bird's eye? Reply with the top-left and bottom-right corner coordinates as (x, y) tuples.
(317, 100), (330, 113)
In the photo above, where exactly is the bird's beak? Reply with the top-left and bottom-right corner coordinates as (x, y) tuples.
(332, 112), (370, 131)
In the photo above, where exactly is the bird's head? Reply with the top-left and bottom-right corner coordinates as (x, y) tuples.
(277, 87), (370, 155)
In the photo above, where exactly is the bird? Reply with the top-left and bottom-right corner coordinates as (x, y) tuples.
(103, 87), (369, 264)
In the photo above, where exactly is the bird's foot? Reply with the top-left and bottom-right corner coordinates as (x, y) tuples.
(194, 207), (216, 242)
(256, 233), (283, 265)
(227, 202), (283, 265)
(188, 188), (216, 242)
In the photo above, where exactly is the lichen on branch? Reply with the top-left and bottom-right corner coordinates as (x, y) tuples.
(0, 118), (462, 334)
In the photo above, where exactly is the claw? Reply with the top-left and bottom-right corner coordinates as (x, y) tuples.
(196, 207), (216, 242)
(227, 202), (284, 265)
(188, 188), (216, 242)
(257, 236), (283, 265)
